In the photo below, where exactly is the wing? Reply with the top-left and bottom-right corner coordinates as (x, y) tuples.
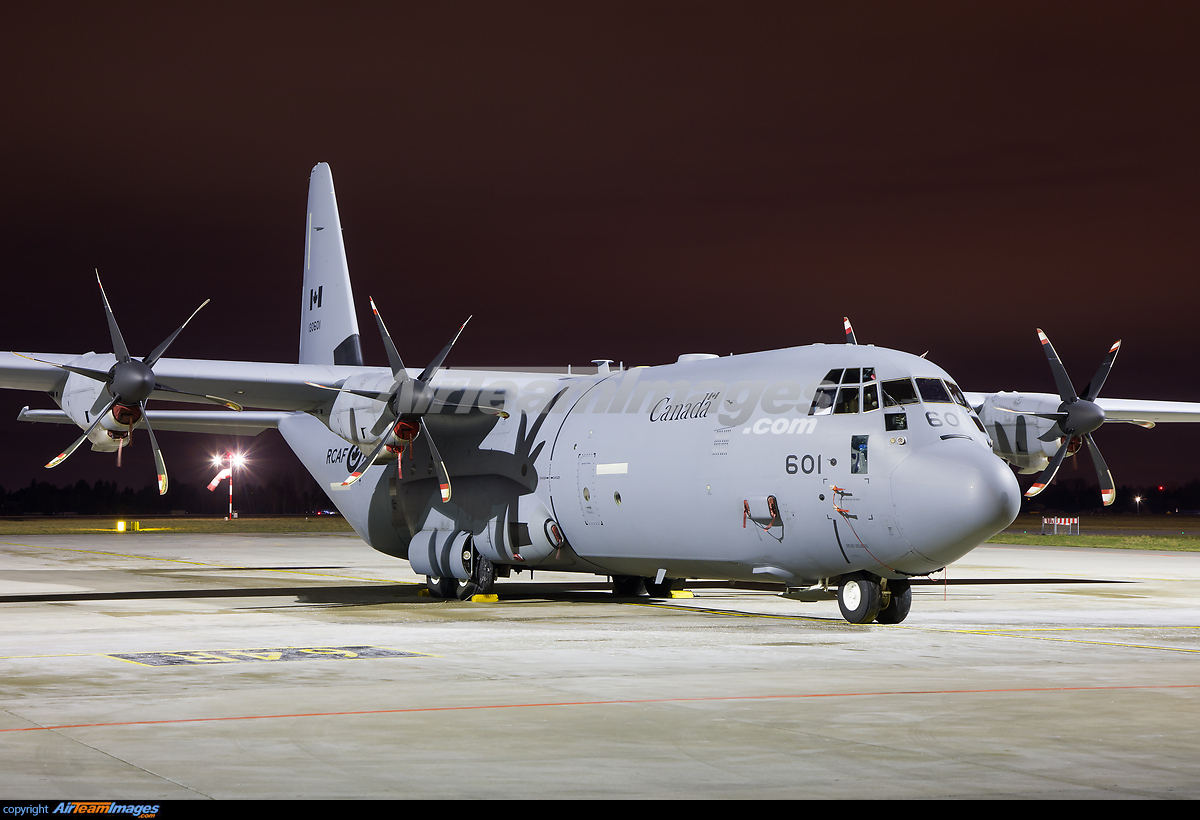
(18, 407), (293, 436)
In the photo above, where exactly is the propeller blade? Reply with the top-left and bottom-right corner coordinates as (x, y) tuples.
(370, 297), (409, 381)
(305, 380), (399, 404)
(139, 401), (168, 495)
(1083, 432), (1116, 506)
(843, 317), (857, 345)
(1024, 437), (1071, 499)
(338, 431), (393, 488)
(144, 299), (211, 368)
(417, 316), (472, 383)
(1081, 340), (1121, 403)
(11, 352), (113, 385)
(96, 271), (131, 362)
(427, 398), (510, 418)
(1036, 328), (1078, 402)
(151, 381), (243, 411)
(1037, 424), (1067, 443)
(420, 417), (452, 502)
(46, 395), (119, 468)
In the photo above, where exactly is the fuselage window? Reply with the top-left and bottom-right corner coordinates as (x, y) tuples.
(834, 386), (860, 414)
(881, 377), (919, 406)
(862, 383), (880, 412)
(916, 378), (953, 404)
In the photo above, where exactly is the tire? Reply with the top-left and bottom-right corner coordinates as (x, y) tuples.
(457, 555), (497, 600)
(644, 577), (675, 598)
(612, 575), (646, 596)
(875, 580), (912, 624)
(427, 576), (457, 599)
(838, 573), (882, 624)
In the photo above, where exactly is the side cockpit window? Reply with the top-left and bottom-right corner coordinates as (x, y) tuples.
(810, 367), (878, 415)
(945, 381), (971, 408)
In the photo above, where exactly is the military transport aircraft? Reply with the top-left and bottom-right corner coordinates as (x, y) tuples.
(5, 164), (1200, 625)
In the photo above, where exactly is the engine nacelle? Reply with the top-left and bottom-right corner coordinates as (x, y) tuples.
(976, 392), (1065, 474)
(328, 371), (395, 446)
(59, 358), (127, 452)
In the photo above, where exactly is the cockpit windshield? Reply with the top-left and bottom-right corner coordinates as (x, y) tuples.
(915, 377), (953, 403)
(881, 377), (919, 406)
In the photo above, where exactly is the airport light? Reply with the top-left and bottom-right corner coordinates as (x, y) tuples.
(207, 451), (246, 521)
(1135, 495), (1142, 514)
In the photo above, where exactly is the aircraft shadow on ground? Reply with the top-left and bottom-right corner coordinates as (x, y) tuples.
(0, 577), (1129, 607)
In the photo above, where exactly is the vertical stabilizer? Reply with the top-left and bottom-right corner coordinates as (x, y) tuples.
(300, 163), (363, 365)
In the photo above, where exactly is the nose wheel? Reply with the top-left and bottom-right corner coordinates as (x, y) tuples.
(837, 574), (912, 624)
(838, 573), (882, 624)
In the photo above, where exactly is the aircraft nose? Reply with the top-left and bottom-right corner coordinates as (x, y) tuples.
(890, 441), (1020, 569)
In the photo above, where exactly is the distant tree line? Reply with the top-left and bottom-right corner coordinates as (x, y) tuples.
(0, 472), (334, 516)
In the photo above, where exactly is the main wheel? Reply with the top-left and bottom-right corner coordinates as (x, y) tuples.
(875, 580), (912, 624)
(838, 573), (882, 624)
(612, 575), (646, 596)
(426, 576), (457, 598)
(457, 555), (497, 600)
(644, 577), (676, 598)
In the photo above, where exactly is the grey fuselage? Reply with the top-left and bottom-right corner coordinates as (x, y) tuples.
(315, 343), (1021, 588)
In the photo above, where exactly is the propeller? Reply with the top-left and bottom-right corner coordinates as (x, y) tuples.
(17, 271), (242, 495)
(313, 299), (505, 500)
(1020, 329), (1121, 506)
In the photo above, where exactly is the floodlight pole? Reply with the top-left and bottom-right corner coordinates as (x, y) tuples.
(227, 453), (234, 521)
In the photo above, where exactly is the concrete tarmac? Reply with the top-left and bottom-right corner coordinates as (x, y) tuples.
(1, 533), (1198, 799)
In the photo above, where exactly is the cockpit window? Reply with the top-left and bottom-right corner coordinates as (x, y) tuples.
(946, 381), (970, 408)
(863, 383), (880, 412)
(810, 368), (878, 415)
(834, 387), (860, 414)
(916, 378), (953, 403)
(809, 386), (837, 415)
(881, 377), (919, 406)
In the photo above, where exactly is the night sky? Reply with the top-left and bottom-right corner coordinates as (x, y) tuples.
(3, 4), (1199, 499)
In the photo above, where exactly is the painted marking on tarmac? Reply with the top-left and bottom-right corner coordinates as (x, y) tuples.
(3, 683), (1199, 734)
(109, 645), (428, 666)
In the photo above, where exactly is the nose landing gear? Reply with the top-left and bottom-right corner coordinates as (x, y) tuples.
(837, 573), (911, 624)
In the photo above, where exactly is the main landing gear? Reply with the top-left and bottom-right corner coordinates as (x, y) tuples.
(837, 573), (911, 625)
(426, 544), (497, 601)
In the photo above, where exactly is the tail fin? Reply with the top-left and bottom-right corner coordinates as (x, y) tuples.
(300, 163), (363, 365)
